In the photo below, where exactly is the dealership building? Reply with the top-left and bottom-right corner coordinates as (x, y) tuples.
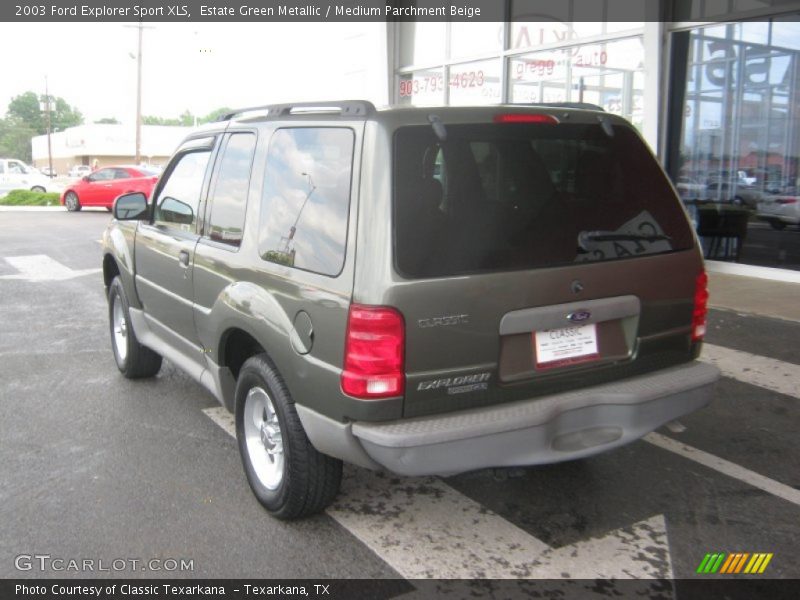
(28, 1), (800, 273)
(386, 0), (800, 272)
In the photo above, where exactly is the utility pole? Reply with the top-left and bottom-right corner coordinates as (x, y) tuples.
(125, 22), (154, 165)
(42, 77), (53, 177)
(135, 22), (142, 164)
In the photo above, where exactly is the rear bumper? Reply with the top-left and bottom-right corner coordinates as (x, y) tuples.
(299, 360), (719, 477)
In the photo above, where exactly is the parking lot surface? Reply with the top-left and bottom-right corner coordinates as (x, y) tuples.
(1, 210), (798, 588)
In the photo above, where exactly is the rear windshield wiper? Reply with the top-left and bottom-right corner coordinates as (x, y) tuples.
(579, 231), (672, 250)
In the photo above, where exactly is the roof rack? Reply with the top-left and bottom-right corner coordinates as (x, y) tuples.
(218, 100), (376, 122)
(532, 102), (605, 112)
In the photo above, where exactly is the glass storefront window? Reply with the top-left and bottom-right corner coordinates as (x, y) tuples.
(669, 20), (800, 270)
(508, 37), (645, 128)
(510, 0), (642, 53)
(673, 0), (786, 21)
(398, 22), (446, 68)
(449, 60), (502, 105)
(450, 22), (504, 61)
(397, 69), (446, 106)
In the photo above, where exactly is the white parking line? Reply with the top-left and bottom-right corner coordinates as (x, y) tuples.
(201, 407), (672, 579)
(0, 255), (101, 282)
(702, 344), (800, 400)
(200, 341), (800, 579)
(644, 433), (800, 508)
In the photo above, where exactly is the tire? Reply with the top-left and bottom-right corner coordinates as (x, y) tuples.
(31, 185), (46, 193)
(235, 354), (342, 520)
(108, 276), (162, 378)
(769, 219), (786, 231)
(64, 191), (81, 212)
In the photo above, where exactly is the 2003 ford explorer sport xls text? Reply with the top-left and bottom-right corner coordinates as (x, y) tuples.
(101, 101), (720, 519)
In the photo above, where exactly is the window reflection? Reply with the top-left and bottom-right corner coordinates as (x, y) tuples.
(259, 128), (354, 276)
(671, 19), (800, 269)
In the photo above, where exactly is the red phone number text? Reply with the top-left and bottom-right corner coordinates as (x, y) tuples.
(399, 71), (486, 97)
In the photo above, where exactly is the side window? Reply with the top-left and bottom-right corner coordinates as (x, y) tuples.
(259, 128), (354, 276)
(113, 169), (131, 180)
(9, 161), (25, 174)
(206, 133), (256, 247)
(90, 169), (115, 182)
(153, 150), (211, 233)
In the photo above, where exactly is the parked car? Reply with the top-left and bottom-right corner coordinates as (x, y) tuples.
(675, 176), (707, 201)
(102, 101), (719, 519)
(68, 165), (93, 178)
(0, 158), (53, 193)
(757, 194), (800, 229)
(61, 166), (159, 211)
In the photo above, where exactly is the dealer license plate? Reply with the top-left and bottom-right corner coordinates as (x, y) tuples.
(534, 324), (599, 369)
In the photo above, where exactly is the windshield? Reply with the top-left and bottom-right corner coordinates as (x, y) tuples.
(393, 122), (694, 278)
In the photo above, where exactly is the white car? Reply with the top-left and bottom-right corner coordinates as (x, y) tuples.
(757, 194), (800, 230)
(69, 165), (92, 179)
(0, 158), (52, 193)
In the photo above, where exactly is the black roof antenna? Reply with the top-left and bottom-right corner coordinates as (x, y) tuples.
(428, 114), (447, 142)
(598, 115), (615, 137)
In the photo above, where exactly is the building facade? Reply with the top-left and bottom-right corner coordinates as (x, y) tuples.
(31, 124), (189, 175)
(389, 0), (800, 272)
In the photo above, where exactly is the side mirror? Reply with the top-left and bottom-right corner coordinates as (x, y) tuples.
(114, 192), (148, 220)
(82, 175), (91, 182)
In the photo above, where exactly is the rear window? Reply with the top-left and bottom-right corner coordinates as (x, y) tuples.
(393, 122), (694, 278)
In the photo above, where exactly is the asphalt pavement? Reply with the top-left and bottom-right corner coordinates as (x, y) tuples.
(0, 210), (798, 592)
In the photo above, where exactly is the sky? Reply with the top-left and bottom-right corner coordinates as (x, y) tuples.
(0, 22), (386, 125)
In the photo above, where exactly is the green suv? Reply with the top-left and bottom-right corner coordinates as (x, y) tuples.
(102, 101), (719, 519)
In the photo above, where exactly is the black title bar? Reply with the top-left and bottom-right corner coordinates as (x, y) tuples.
(6, 0), (800, 23)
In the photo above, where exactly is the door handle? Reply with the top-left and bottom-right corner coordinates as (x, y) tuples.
(178, 250), (190, 267)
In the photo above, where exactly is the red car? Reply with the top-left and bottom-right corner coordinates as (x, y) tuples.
(61, 166), (159, 212)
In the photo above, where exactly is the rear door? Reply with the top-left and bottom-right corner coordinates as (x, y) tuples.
(390, 117), (702, 418)
(134, 137), (216, 360)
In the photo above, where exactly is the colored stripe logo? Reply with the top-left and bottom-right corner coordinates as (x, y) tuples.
(696, 552), (773, 574)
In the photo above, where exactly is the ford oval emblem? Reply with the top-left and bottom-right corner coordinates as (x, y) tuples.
(567, 310), (591, 323)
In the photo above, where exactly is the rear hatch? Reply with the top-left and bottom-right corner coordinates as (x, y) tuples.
(390, 113), (702, 418)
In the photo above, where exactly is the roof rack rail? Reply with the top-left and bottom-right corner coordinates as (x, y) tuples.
(533, 102), (605, 112)
(218, 100), (376, 122)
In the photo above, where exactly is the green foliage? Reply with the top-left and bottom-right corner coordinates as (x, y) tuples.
(95, 117), (120, 124)
(0, 189), (61, 206)
(142, 107), (233, 127)
(0, 120), (37, 162)
(262, 250), (295, 267)
(0, 91), (83, 162)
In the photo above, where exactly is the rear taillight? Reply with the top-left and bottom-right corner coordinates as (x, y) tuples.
(692, 271), (709, 342)
(341, 304), (405, 399)
(777, 198), (797, 205)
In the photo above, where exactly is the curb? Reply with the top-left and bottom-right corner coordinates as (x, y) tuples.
(0, 206), (65, 212)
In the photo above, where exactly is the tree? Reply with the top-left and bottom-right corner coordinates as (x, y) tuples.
(142, 115), (181, 126)
(0, 119), (36, 161)
(202, 107), (233, 123)
(141, 107), (233, 128)
(1, 91), (83, 161)
(6, 91), (83, 135)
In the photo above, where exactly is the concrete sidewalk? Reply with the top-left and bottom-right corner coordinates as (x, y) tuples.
(707, 261), (800, 323)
